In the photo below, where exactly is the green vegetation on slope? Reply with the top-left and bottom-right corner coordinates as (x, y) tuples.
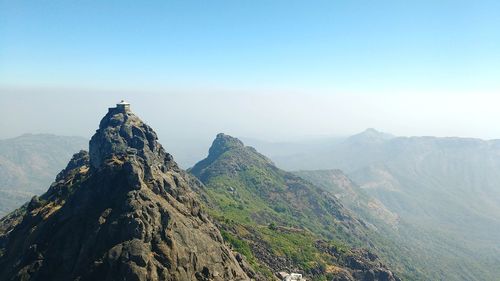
(292, 169), (499, 281)
(190, 134), (423, 280)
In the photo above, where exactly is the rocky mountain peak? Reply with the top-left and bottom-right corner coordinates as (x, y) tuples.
(89, 102), (172, 170)
(191, 134), (401, 281)
(0, 103), (252, 281)
(208, 133), (244, 158)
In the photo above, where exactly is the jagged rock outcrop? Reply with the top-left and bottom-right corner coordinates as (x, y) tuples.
(314, 241), (400, 281)
(189, 134), (259, 183)
(0, 104), (251, 281)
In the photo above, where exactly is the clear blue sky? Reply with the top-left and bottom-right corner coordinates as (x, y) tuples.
(1, 0), (499, 92)
(1, 0), (500, 148)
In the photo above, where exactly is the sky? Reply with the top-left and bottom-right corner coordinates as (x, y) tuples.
(1, 0), (500, 145)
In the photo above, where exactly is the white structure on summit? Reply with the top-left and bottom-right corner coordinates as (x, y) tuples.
(277, 272), (306, 281)
(116, 100), (131, 111)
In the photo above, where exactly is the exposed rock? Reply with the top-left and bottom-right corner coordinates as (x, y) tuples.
(0, 104), (251, 281)
(315, 241), (400, 281)
(208, 134), (245, 159)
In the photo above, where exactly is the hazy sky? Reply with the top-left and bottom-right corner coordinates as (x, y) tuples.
(1, 1), (500, 143)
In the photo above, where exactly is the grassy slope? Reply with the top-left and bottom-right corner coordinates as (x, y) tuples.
(294, 169), (499, 281)
(190, 135), (426, 280)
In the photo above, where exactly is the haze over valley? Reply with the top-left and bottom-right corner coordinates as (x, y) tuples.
(1, 1), (499, 280)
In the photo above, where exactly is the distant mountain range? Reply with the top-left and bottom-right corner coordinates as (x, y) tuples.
(2, 126), (499, 280)
(0, 134), (87, 216)
(246, 128), (500, 280)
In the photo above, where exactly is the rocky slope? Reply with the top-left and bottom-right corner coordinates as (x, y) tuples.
(190, 134), (402, 281)
(0, 104), (252, 281)
(0, 134), (87, 216)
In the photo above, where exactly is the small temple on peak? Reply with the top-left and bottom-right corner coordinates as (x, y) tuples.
(116, 100), (131, 112)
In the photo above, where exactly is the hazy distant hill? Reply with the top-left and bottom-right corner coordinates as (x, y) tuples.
(293, 169), (399, 228)
(247, 129), (500, 280)
(0, 134), (87, 216)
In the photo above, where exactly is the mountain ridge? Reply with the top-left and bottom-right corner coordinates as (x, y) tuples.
(245, 130), (500, 280)
(190, 133), (405, 280)
(0, 104), (252, 281)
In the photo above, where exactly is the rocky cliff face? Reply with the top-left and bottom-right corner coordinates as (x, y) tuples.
(0, 105), (251, 281)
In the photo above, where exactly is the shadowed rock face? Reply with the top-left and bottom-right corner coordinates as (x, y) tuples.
(0, 105), (251, 281)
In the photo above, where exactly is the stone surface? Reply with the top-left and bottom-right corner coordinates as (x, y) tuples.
(0, 106), (251, 281)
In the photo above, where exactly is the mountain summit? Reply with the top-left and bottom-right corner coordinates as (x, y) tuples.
(348, 128), (394, 144)
(209, 133), (245, 157)
(0, 102), (251, 281)
(190, 134), (401, 281)
(88, 101), (170, 170)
